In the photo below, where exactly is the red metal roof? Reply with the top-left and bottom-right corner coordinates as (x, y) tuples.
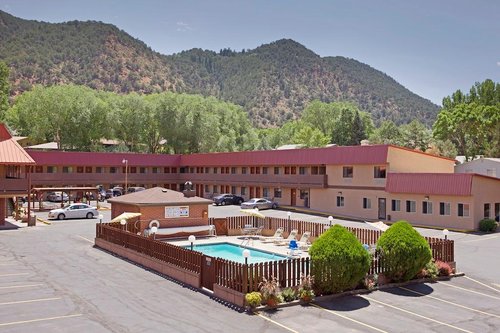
(180, 145), (390, 166)
(0, 138), (36, 165)
(0, 124), (12, 141)
(27, 150), (181, 167)
(385, 173), (474, 196)
(108, 187), (212, 205)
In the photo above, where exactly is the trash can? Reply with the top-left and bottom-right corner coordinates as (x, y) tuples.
(28, 215), (36, 227)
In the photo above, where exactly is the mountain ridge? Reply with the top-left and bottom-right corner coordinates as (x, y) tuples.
(0, 10), (439, 126)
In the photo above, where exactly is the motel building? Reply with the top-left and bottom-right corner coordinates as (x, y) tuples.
(1, 123), (499, 231)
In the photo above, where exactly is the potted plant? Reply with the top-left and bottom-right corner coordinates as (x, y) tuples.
(298, 274), (315, 303)
(259, 276), (281, 308)
(245, 292), (262, 312)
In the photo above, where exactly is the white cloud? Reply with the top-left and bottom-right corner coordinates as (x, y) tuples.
(176, 21), (193, 32)
(497, 61), (500, 67)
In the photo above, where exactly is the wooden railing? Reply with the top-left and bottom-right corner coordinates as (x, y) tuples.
(96, 223), (203, 273)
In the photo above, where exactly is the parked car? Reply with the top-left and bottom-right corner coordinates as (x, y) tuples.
(46, 191), (69, 202)
(105, 189), (122, 199)
(213, 193), (244, 206)
(48, 203), (99, 220)
(127, 186), (145, 194)
(240, 198), (278, 210)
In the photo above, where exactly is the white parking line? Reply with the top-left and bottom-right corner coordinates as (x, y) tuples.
(256, 313), (300, 333)
(0, 284), (43, 290)
(399, 287), (500, 319)
(364, 296), (473, 333)
(76, 235), (94, 244)
(441, 281), (500, 299)
(0, 297), (61, 306)
(0, 273), (29, 277)
(0, 314), (82, 327)
(311, 303), (389, 333)
(463, 276), (500, 293)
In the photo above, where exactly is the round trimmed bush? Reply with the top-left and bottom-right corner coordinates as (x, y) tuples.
(377, 221), (432, 282)
(479, 218), (498, 233)
(309, 224), (371, 295)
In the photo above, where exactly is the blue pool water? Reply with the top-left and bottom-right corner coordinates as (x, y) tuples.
(187, 243), (286, 264)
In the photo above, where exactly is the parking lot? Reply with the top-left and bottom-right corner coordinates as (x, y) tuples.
(0, 205), (499, 332)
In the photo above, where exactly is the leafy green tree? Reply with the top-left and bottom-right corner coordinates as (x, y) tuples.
(400, 119), (431, 151)
(293, 125), (330, 148)
(0, 61), (9, 121)
(369, 120), (403, 145)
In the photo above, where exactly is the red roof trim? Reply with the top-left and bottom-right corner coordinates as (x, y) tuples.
(385, 173), (474, 196)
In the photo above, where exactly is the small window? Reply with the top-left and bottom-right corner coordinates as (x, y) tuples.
(47, 166), (57, 174)
(140, 167), (146, 174)
(440, 202), (451, 216)
(274, 188), (282, 198)
(298, 167), (305, 175)
(274, 167), (280, 175)
(204, 185), (209, 193)
(299, 190), (308, 199)
(406, 200), (416, 213)
(458, 203), (470, 217)
(231, 186), (236, 194)
(152, 167), (158, 174)
(77, 166), (84, 173)
(319, 166), (326, 175)
(213, 185), (218, 193)
(130, 167), (137, 174)
(95, 167), (103, 173)
(164, 167), (170, 173)
(423, 201), (433, 214)
(484, 203), (490, 218)
(171, 167), (177, 173)
(35, 166), (43, 173)
(241, 187), (246, 195)
(221, 167), (225, 174)
(291, 167), (297, 175)
(486, 169), (496, 177)
(242, 167), (247, 174)
(284, 167), (290, 175)
(336, 196), (344, 207)
(495, 203), (500, 220)
(110, 167), (117, 174)
(250, 167), (255, 174)
(225, 167), (229, 174)
(343, 166), (353, 178)
(85, 166), (92, 173)
(263, 167), (268, 174)
(374, 166), (386, 178)
(263, 188), (269, 198)
(311, 166), (318, 175)
(189, 167), (194, 173)
(392, 199), (401, 211)
(62, 166), (73, 174)
(256, 167), (261, 174)
(231, 167), (236, 174)
(363, 198), (371, 209)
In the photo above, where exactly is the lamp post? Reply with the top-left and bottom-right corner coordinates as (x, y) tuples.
(120, 219), (127, 231)
(122, 159), (128, 192)
(188, 235), (196, 251)
(328, 215), (334, 227)
(242, 249), (250, 265)
(151, 226), (158, 240)
(442, 229), (449, 240)
(98, 214), (103, 224)
(287, 211), (291, 223)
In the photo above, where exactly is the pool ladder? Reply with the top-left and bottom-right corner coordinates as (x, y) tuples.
(240, 237), (252, 248)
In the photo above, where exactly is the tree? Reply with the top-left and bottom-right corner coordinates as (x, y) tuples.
(0, 61), (9, 121)
(369, 120), (403, 145)
(293, 125), (330, 148)
(400, 119), (431, 151)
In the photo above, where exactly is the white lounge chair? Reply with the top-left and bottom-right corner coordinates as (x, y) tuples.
(275, 229), (298, 246)
(260, 227), (284, 243)
(296, 231), (311, 250)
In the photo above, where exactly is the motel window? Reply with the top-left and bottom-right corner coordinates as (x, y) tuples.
(213, 185), (218, 193)
(458, 203), (470, 217)
(274, 188), (282, 198)
(495, 203), (500, 220)
(284, 167), (290, 175)
(204, 185), (209, 193)
(291, 167), (297, 175)
(6, 165), (21, 179)
(85, 166), (92, 173)
(164, 167), (170, 173)
(110, 167), (117, 174)
(204, 167), (209, 173)
(486, 169), (496, 177)
(274, 167), (280, 175)
(140, 167), (147, 174)
(35, 166), (43, 173)
(263, 167), (268, 174)
(190, 167), (194, 173)
(300, 190), (308, 199)
(392, 199), (401, 211)
(299, 167), (306, 175)
(152, 167), (158, 174)
(231, 167), (236, 174)
(440, 202), (451, 216)
(250, 167), (255, 174)
(95, 167), (103, 173)
(221, 167), (225, 174)
(62, 166), (73, 174)
(231, 186), (236, 194)
(484, 203), (490, 218)
(406, 200), (416, 213)
(77, 166), (84, 173)
(311, 166), (318, 175)
(241, 187), (246, 196)
(363, 198), (371, 209)
(256, 167), (261, 174)
(263, 188), (269, 198)
(47, 166), (57, 174)
(225, 167), (229, 174)
(319, 166), (326, 175)
(179, 167), (186, 174)
(343, 166), (353, 178)
(336, 196), (344, 207)
(130, 167), (137, 173)
(423, 201), (433, 215)
(171, 168), (177, 173)
(242, 167), (247, 174)
(374, 166), (386, 178)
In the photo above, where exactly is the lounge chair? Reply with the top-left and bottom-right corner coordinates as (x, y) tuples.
(275, 229), (298, 246)
(296, 231), (311, 250)
(259, 227), (284, 243)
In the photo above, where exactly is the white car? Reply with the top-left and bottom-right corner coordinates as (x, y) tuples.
(48, 203), (99, 220)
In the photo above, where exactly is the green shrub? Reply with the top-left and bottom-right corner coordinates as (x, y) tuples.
(309, 224), (371, 295)
(245, 292), (262, 308)
(281, 288), (297, 302)
(377, 221), (432, 282)
(479, 218), (498, 232)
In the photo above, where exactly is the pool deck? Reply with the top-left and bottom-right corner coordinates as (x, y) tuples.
(166, 235), (310, 259)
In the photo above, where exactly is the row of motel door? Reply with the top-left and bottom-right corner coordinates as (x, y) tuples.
(193, 184), (263, 199)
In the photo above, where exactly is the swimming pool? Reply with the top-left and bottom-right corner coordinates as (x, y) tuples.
(187, 242), (286, 264)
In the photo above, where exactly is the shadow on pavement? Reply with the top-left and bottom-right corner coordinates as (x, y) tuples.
(314, 295), (370, 311)
(380, 282), (434, 297)
(0, 221), (20, 230)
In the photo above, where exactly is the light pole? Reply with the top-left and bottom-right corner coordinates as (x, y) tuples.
(120, 219), (127, 231)
(188, 235), (196, 251)
(328, 215), (334, 227)
(242, 249), (250, 265)
(122, 159), (128, 192)
(442, 229), (449, 240)
(287, 211), (291, 223)
(98, 214), (103, 224)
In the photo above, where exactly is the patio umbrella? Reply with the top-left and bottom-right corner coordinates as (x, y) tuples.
(240, 208), (266, 219)
(110, 212), (142, 223)
(365, 221), (390, 232)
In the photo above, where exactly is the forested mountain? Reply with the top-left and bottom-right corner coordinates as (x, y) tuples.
(0, 10), (439, 126)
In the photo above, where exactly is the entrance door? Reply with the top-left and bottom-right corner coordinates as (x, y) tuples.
(291, 188), (297, 206)
(378, 198), (386, 220)
(256, 187), (261, 198)
(201, 255), (215, 290)
(250, 187), (254, 198)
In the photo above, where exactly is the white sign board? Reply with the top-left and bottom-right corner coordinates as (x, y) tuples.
(165, 206), (190, 218)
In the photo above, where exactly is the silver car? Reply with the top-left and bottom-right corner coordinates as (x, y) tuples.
(48, 203), (99, 220)
(240, 198), (278, 210)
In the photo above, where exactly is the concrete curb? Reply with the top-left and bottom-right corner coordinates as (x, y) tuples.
(37, 217), (51, 225)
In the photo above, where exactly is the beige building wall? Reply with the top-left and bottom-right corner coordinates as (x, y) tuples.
(387, 146), (455, 173)
(472, 176), (500, 228)
(326, 165), (387, 188)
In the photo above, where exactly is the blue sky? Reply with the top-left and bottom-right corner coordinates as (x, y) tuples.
(1, 0), (499, 105)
